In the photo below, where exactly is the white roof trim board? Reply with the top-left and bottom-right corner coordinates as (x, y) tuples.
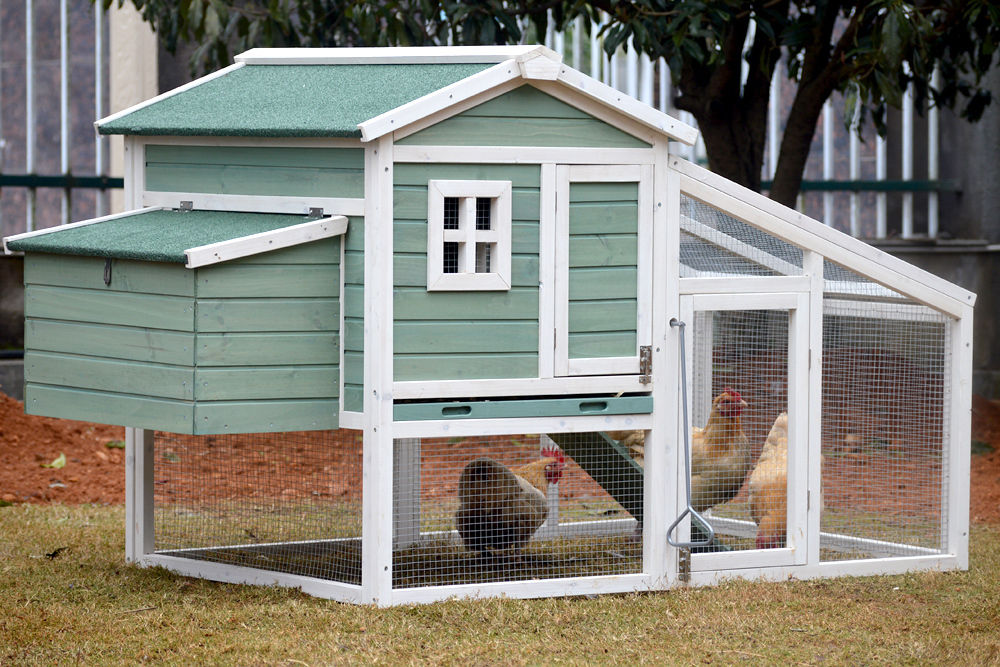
(184, 215), (348, 268)
(235, 45), (559, 65)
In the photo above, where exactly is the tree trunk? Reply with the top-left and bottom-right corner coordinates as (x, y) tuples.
(768, 77), (836, 208)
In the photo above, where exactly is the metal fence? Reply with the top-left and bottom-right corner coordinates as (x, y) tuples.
(0, 3), (944, 240)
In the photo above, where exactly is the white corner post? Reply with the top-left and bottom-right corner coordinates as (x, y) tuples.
(124, 427), (154, 562)
(361, 135), (396, 605)
(803, 250), (825, 566)
(948, 307), (974, 569)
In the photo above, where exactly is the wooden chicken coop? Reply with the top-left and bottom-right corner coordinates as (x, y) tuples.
(3, 46), (974, 606)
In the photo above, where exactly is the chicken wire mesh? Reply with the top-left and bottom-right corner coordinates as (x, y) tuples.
(687, 308), (791, 551)
(820, 261), (950, 560)
(154, 429), (364, 584)
(391, 433), (643, 588)
(679, 194), (804, 278)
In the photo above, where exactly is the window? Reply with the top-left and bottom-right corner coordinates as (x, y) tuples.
(427, 180), (512, 291)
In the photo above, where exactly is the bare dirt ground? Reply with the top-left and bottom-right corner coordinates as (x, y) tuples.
(1, 391), (999, 524)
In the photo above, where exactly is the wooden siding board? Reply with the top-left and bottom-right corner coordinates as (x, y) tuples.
(394, 395), (653, 421)
(197, 332), (338, 366)
(24, 384), (195, 432)
(394, 163), (540, 188)
(569, 331), (637, 358)
(25, 351), (195, 400)
(26, 319), (195, 366)
(193, 399), (339, 434)
(145, 144), (365, 169)
(25, 254), (194, 296)
(568, 267), (639, 299)
(394, 320), (537, 354)
(565, 202), (640, 234)
(195, 297), (339, 332)
(194, 366), (339, 400)
(196, 264), (340, 298)
(26, 285), (195, 331)
(342, 213), (365, 414)
(394, 353), (538, 381)
(394, 287), (538, 320)
(568, 300), (638, 332)
(458, 85), (593, 119)
(568, 235), (639, 268)
(394, 253), (538, 288)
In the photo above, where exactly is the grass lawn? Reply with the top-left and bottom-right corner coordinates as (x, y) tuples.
(2, 503), (998, 665)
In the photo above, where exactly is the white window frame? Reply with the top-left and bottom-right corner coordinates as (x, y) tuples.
(426, 179), (512, 291)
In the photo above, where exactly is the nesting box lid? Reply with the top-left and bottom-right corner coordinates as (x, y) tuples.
(3, 208), (347, 268)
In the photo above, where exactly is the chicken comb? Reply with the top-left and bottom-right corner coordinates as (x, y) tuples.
(540, 445), (565, 464)
(722, 387), (742, 401)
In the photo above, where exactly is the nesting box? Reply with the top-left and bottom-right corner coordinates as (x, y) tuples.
(2, 46), (975, 606)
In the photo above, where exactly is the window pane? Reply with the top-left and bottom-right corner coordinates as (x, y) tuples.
(476, 198), (492, 230)
(443, 242), (459, 273)
(444, 198), (460, 230)
(475, 242), (493, 273)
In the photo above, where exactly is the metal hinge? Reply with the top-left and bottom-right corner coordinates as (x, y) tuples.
(678, 548), (691, 582)
(178, 200), (193, 211)
(308, 207), (324, 218)
(639, 345), (652, 384)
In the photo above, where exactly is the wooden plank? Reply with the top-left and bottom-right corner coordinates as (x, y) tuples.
(393, 353), (538, 381)
(195, 366), (339, 401)
(394, 163), (540, 188)
(145, 163), (364, 199)
(394, 219), (538, 255)
(570, 181), (640, 203)
(565, 202), (639, 234)
(25, 351), (194, 400)
(25, 254), (194, 296)
(26, 319), (195, 366)
(343, 351), (364, 385)
(342, 385), (364, 414)
(569, 331), (637, 358)
(25, 285), (194, 331)
(215, 236), (340, 265)
(569, 267), (638, 300)
(145, 144), (364, 169)
(394, 191), (540, 227)
(568, 235), (637, 268)
(195, 264), (340, 298)
(457, 85), (593, 119)
(393, 287), (538, 320)
(24, 384), (194, 432)
(393, 320), (537, 354)
(398, 116), (650, 148)
(393, 395), (653, 421)
(567, 300), (637, 332)
(193, 399), (338, 434)
(195, 298), (339, 333)
(546, 431), (644, 524)
(393, 254), (538, 288)
(197, 332), (338, 366)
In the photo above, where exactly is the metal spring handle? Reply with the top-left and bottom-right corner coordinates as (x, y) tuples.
(667, 318), (715, 549)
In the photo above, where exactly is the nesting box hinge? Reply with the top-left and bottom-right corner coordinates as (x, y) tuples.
(678, 548), (691, 582)
(178, 200), (193, 211)
(308, 207), (324, 218)
(639, 345), (652, 384)
(103, 258), (112, 286)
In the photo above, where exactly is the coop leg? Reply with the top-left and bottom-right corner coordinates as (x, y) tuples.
(124, 427), (154, 563)
(393, 438), (421, 548)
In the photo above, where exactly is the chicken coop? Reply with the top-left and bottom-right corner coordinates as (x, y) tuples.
(3, 46), (974, 606)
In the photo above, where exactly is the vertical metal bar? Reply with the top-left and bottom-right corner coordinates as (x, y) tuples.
(658, 58), (668, 113)
(95, 0), (107, 217)
(876, 135), (887, 238)
(571, 16), (582, 70)
(822, 100), (834, 226)
(849, 105), (860, 237)
(545, 10), (554, 50)
(589, 17), (600, 79)
(902, 80), (914, 238)
(25, 0), (36, 232)
(768, 64), (780, 179)
(639, 52), (653, 106)
(553, 18), (564, 58)
(60, 0), (71, 225)
(625, 44), (638, 99)
(609, 50), (618, 89)
(927, 68), (940, 238)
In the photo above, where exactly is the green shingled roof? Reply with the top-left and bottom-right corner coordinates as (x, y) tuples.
(98, 63), (492, 137)
(6, 209), (321, 263)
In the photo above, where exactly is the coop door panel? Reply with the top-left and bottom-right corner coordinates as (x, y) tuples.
(679, 292), (809, 571)
(554, 164), (652, 377)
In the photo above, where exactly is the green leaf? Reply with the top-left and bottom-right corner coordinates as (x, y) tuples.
(42, 453), (66, 469)
(105, 441), (126, 450)
(163, 451), (181, 463)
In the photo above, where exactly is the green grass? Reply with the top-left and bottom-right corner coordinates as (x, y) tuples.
(1, 504), (999, 665)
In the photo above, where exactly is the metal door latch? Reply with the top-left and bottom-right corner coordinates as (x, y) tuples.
(639, 345), (652, 384)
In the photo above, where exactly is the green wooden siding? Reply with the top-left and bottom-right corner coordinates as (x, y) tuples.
(398, 86), (651, 148)
(342, 216), (365, 413)
(568, 181), (639, 359)
(145, 144), (365, 199)
(21, 241), (341, 434)
(393, 163), (539, 382)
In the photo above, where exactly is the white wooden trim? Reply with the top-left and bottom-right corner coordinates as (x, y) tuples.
(672, 156), (977, 314)
(360, 60), (522, 142)
(126, 136), (146, 209)
(804, 250), (824, 568)
(124, 427), (154, 562)
(142, 191), (365, 217)
(3, 206), (164, 254)
(555, 66), (699, 145)
(519, 53), (562, 80)
(823, 298), (949, 323)
(96, 62), (246, 128)
(390, 573), (655, 605)
(393, 145), (655, 165)
(361, 135), (395, 606)
(135, 135), (362, 149)
(538, 163), (557, 379)
(391, 414), (653, 439)
(184, 215), (347, 268)
(236, 45), (559, 65)
(687, 291), (802, 312)
(947, 308), (973, 567)
(141, 554), (362, 604)
(566, 356), (640, 376)
(554, 164), (571, 376)
(567, 163), (642, 181)
(392, 375), (649, 400)
(679, 214), (802, 277)
(339, 235), (347, 426)
(679, 276), (811, 294)
(340, 411), (364, 430)
(637, 164), (654, 348)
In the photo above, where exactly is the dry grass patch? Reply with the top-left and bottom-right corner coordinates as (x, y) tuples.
(1, 503), (998, 665)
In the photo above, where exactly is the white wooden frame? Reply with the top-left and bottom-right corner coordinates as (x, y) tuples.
(185, 215), (347, 268)
(426, 179), (512, 291)
(554, 164), (653, 377)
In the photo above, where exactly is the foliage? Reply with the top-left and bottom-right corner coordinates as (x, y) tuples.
(109, 0), (1000, 205)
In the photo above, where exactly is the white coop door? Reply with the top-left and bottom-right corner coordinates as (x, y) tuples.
(554, 164), (653, 376)
(678, 291), (809, 571)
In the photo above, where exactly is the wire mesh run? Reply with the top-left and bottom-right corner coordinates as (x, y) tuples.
(391, 433), (643, 588)
(680, 194), (804, 278)
(821, 261), (950, 560)
(154, 429), (363, 584)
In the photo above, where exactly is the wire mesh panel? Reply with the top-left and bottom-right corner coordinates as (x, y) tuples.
(821, 261), (950, 560)
(688, 308), (791, 552)
(391, 433), (643, 589)
(154, 429), (363, 584)
(679, 194), (804, 278)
